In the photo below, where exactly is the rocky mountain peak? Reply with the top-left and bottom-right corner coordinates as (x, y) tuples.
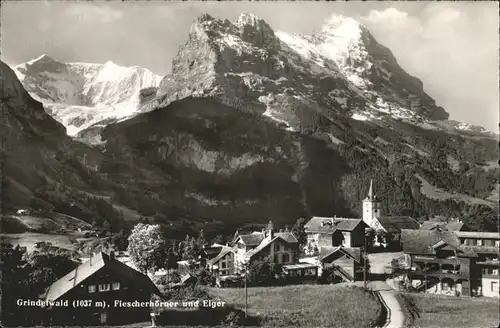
(234, 13), (277, 48)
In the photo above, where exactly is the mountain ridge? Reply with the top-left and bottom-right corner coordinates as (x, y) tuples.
(14, 55), (162, 144)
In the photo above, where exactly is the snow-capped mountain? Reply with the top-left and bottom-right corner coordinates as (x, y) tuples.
(14, 54), (162, 143)
(149, 13), (454, 135)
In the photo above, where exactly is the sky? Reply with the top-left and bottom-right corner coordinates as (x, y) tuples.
(1, 1), (498, 131)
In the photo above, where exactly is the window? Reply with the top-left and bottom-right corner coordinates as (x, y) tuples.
(98, 284), (110, 292)
(477, 240), (482, 246)
(221, 262), (226, 269)
(495, 240), (500, 247)
(282, 254), (290, 263)
(88, 285), (96, 293)
(492, 269), (499, 275)
(112, 282), (120, 290)
(491, 281), (498, 292)
(472, 239), (477, 246)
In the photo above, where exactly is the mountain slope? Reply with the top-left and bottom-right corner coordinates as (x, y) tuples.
(3, 13), (497, 234)
(14, 55), (162, 144)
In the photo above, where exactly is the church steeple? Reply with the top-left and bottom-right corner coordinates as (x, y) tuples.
(368, 179), (374, 200)
(362, 179), (381, 228)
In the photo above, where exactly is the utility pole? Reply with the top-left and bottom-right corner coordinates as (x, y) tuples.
(364, 228), (368, 290)
(244, 261), (248, 318)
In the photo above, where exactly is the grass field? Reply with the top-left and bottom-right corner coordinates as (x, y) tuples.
(400, 292), (499, 328)
(208, 284), (381, 327)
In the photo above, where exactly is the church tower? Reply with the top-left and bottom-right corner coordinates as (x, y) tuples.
(362, 180), (381, 228)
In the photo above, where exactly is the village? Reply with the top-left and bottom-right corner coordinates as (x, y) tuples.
(3, 180), (496, 327)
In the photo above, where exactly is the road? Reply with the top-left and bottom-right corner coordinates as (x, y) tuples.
(369, 280), (405, 328)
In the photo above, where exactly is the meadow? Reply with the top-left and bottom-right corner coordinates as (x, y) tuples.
(399, 292), (499, 328)
(208, 283), (381, 327)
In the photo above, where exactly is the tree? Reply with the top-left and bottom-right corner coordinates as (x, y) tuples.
(292, 217), (308, 250)
(0, 240), (28, 325)
(25, 250), (78, 295)
(127, 223), (167, 274)
(182, 235), (198, 262)
(365, 228), (376, 249)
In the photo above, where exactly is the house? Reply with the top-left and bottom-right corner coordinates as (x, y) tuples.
(400, 229), (500, 298)
(202, 243), (224, 260)
(41, 251), (162, 325)
(236, 221), (299, 270)
(319, 246), (365, 282)
(304, 217), (367, 255)
(374, 216), (421, 247)
(206, 246), (236, 276)
(283, 263), (319, 284)
(233, 230), (266, 272)
(420, 219), (465, 232)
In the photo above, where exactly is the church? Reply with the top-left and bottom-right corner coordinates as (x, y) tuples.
(362, 180), (421, 246)
(304, 180), (420, 252)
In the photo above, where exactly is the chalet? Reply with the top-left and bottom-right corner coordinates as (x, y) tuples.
(374, 216), (421, 247)
(233, 230), (265, 272)
(420, 219), (465, 232)
(41, 251), (162, 325)
(319, 246), (365, 282)
(207, 246), (236, 276)
(202, 243), (225, 260)
(401, 229), (500, 298)
(233, 221), (299, 270)
(304, 217), (367, 255)
(244, 226), (299, 266)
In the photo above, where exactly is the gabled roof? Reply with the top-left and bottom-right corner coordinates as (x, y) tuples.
(305, 217), (364, 233)
(377, 216), (421, 233)
(400, 229), (477, 257)
(420, 220), (464, 232)
(236, 232), (265, 247)
(43, 252), (161, 302)
(319, 246), (362, 263)
(245, 232), (298, 260)
(207, 246), (235, 266)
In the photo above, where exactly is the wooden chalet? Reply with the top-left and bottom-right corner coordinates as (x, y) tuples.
(420, 219), (465, 232)
(242, 227), (300, 267)
(41, 251), (162, 325)
(401, 229), (500, 298)
(304, 217), (367, 255)
(319, 246), (365, 282)
(206, 246), (236, 276)
(374, 216), (421, 247)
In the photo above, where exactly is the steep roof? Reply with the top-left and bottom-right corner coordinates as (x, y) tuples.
(43, 252), (161, 302)
(319, 246), (362, 263)
(400, 229), (477, 257)
(245, 232), (298, 260)
(207, 246), (235, 266)
(305, 217), (364, 233)
(237, 232), (265, 246)
(377, 216), (421, 233)
(420, 220), (464, 231)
